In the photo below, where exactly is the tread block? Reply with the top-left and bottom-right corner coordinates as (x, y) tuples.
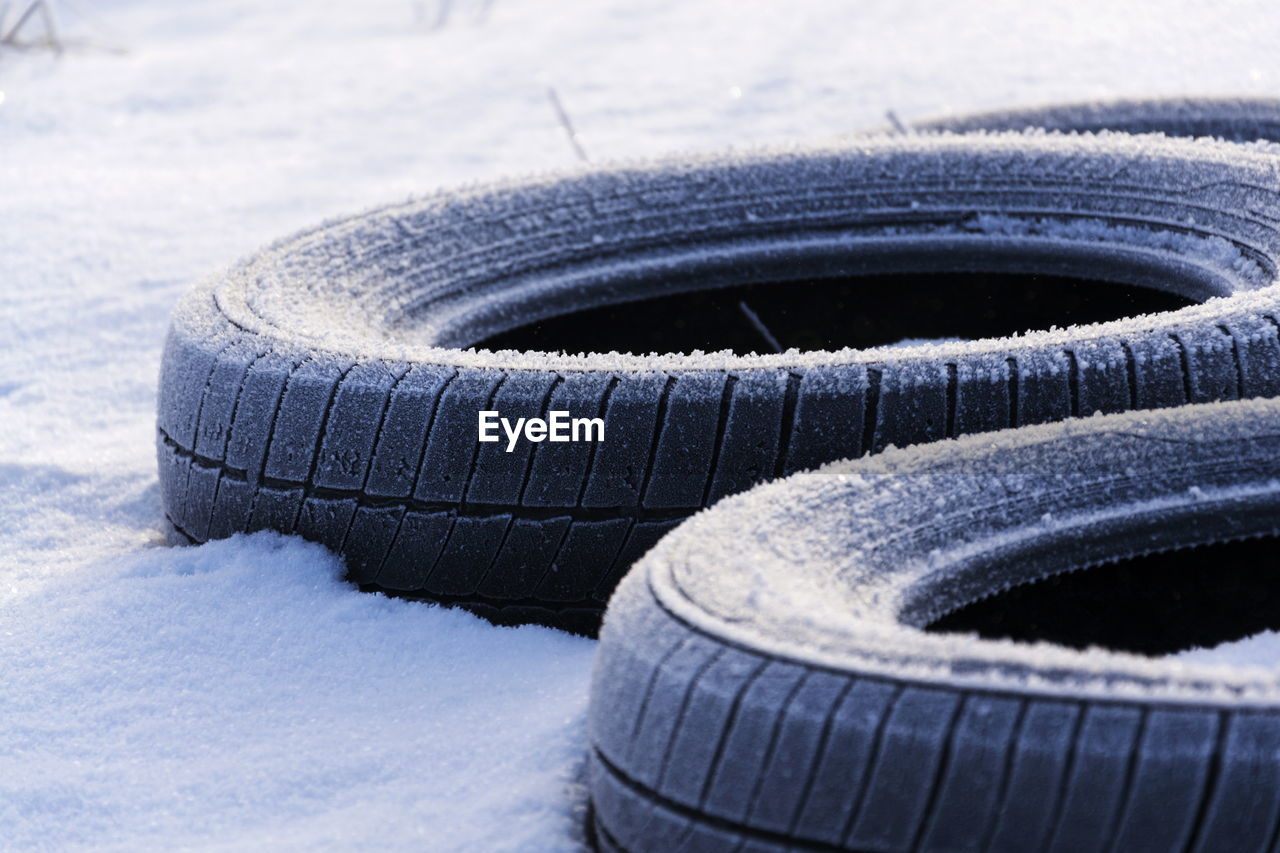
(365, 366), (456, 499)
(1046, 705), (1145, 853)
(157, 332), (223, 448)
(871, 361), (948, 452)
(701, 663), (808, 823)
(655, 649), (765, 807)
(594, 519), (679, 602)
(643, 373), (728, 509)
(342, 505), (404, 584)
(846, 687), (962, 852)
(413, 371), (504, 503)
(745, 672), (852, 834)
(157, 439), (192, 531)
(1226, 313), (1280, 399)
(987, 701), (1081, 852)
(1111, 709), (1218, 852)
(918, 695), (1023, 853)
(1012, 348), (1073, 426)
(374, 510), (452, 591)
(423, 515), (511, 596)
(473, 516), (571, 600)
(207, 475), (254, 542)
(181, 463), (222, 541)
(263, 359), (353, 482)
(523, 373), (615, 507)
(706, 371), (788, 504)
(582, 373), (667, 508)
(193, 342), (266, 460)
(954, 354), (1013, 435)
(792, 679), (900, 845)
(247, 486), (305, 535)
(626, 637), (723, 788)
(782, 365), (865, 474)
(1180, 326), (1243, 403)
(534, 518), (632, 603)
(224, 352), (297, 478)
(312, 362), (406, 491)
(295, 495), (359, 552)
(1193, 713), (1280, 852)
(1071, 338), (1132, 417)
(466, 371), (560, 506)
(1124, 332), (1187, 410)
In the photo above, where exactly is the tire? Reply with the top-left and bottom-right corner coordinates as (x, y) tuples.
(159, 131), (1280, 630)
(588, 396), (1280, 853)
(904, 96), (1280, 142)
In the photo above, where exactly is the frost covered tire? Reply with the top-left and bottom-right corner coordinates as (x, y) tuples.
(159, 132), (1280, 628)
(906, 95), (1280, 142)
(589, 397), (1280, 853)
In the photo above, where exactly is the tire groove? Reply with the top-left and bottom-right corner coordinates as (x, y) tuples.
(1006, 355), (1020, 428)
(242, 354), (311, 530)
(742, 670), (811, 824)
(1218, 324), (1246, 399)
(977, 698), (1030, 851)
(627, 635), (693, 750)
(775, 371), (802, 478)
(861, 366), (882, 455)
(1180, 711), (1228, 853)
(909, 694), (968, 852)
(204, 346), (272, 538)
(371, 369), (458, 585)
(695, 659), (770, 809)
(839, 684), (905, 847)
(593, 747), (853, 853)
(290, 361), (359, 534)
(525, 511), (576, 598)
(1064, 349), (1081, 418)
(1170, 333), (1194, 403)
(784, 677), (857, 837)
(517, 373), (565, 506)
(468, 514), (517, 596)
(655, 647), (726, 791)
(637, 374), (676, 507)
(178, 338), (244, 528)
(944, 362), (958, 439)
(575, 375), (620, 509)
(1035, 702), (1087, 852)
(1120, 340), (1139, 408)
(1104, 708), (1150, 853)
(337, 363), (411, 555)
(460, 373), (509, 505)
(701, 375), (739, 506)
(160, 434), (695, 525)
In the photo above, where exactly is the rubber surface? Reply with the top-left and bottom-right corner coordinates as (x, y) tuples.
(588, 396), (1280, 853)
(158, 129), (1280, 627)
(906, 96), (1280, 142)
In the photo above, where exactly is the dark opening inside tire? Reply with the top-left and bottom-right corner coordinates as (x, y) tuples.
(588, 396), (1280, 853)
(158, 127), (1280, 632)
(929, 534), (1280, 656)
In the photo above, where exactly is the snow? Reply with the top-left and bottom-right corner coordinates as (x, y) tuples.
(0, 534), (593, 852)
(7, 0), (1280, 849)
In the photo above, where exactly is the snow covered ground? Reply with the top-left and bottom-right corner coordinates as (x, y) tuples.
(4, 0), (1280, 849)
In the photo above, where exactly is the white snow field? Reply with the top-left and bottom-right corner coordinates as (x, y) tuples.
(4, 0), (1280, 849)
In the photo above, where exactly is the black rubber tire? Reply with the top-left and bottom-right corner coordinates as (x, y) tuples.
(903, 96), (1280, 142)
(159, 131), (1280, 630)
(588, 396), (1280, 853)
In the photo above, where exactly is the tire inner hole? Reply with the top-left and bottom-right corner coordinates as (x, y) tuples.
(479, 272), (1195, 355)
(926, 536), (1280, 657)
